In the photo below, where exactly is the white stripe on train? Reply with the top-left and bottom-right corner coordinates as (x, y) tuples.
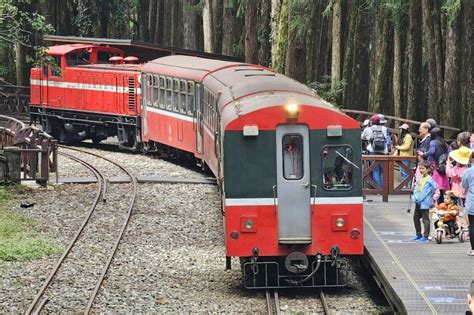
(30, 79), (141, 95)
(225, 197), (363, 206)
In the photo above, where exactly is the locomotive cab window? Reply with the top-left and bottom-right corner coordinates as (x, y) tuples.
(66, 51), (90, 66)
(50, 56), (62, 77)
(321, 145), (354, 190)
(282, 134), (304, 180)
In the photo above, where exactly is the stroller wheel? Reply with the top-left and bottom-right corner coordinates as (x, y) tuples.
(436, 230), (443, 244)
(459, 231), (468, 243)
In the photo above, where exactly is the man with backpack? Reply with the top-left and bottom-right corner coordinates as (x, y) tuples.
(366, 115), (390, 188)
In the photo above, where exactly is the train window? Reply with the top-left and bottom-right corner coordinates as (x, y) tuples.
(51, 56), (62, 77)
(42, 64), (48, 76)
(166, 77), (172, 110)
(187, 81), (194, 115)
(282, 134), (304, 180)
(171, 78), (178, 112)
(321, 146), (354, 190)
(153, 75), (159, 108)
(159, 76), (166, 109)
(146, 75), (153, 106)
(66, 51), (90, 66)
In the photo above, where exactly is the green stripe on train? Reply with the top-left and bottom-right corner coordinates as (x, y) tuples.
(223, 129), (362, 198)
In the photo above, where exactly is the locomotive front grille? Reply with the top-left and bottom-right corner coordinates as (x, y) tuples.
(128, 77), (136, 112)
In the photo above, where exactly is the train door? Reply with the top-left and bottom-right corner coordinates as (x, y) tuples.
(194, 83), (203, 154)
(276, 125), (311, 244)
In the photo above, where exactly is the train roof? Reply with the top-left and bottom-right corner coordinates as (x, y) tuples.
(46, 44), (94, 55)
(143, 55), (339, 111)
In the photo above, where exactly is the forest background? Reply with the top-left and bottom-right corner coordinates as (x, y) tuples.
(0, 0), (472, 131)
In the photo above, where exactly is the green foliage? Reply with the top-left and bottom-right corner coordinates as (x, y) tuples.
(442, 0), (461, 24)
(72, 0), (94, 36)
(0, 187), (61, 262)
(385, 0), (408, 30)
(287, 0), (314, 41)
(183, 0), (203, 15)
(309, 76), (347, 106)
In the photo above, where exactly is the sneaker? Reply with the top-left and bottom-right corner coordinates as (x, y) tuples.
(416, 236), (429, 243)
(410, 235), (422, 241)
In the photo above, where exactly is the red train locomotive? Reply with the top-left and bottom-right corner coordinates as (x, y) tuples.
(30, 44), (363, 289)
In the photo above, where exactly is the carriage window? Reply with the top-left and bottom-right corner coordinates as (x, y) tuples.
(187, 81), (194, 115)
(172, 78), (180, 112)
(159, 76), (166, 109)
(146, 75), (153, 106)
(179, 80), (187, 114)
(321, 146), (353, 190)
(153, 75), (159, 108)
(282, 134), (303, 180)
(51, 56), (62, 77)
(166, 78), (172, 110)
(66, 51), (90, 66)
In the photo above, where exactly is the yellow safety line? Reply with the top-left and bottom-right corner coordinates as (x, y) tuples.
(364, 216), (438, 315)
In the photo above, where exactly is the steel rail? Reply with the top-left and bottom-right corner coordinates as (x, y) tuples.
(319, 289), (329, 315)
(25, 152), (105, 314)
(265, 290), (280, 315)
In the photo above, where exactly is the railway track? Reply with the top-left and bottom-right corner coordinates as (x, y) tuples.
(266, 290), (280, 315)
(25, 146), (138, 314)
(271, 289), (330, 314)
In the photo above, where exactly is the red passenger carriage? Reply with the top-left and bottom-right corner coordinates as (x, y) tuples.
(30, 44), (363, 289)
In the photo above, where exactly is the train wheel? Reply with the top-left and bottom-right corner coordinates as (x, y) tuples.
(436, 230), (443, 244)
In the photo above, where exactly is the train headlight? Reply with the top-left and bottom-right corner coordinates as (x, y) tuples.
(336, 217), (345, 227)
(244, 219), (254, 229)
(240, 216), (257, 232)
(286, 104), (299, 119)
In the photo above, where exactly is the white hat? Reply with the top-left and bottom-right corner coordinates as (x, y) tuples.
(378, 114), (387, 124)
(362, 119), (369, 126)
(399, 123), (409, 130)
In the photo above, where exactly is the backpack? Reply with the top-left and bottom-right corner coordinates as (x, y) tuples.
(371, 126), (386, 152)
(435, 142), (448, 175)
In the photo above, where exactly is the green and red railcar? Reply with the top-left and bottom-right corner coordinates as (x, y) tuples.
(30, 44), (363, 289)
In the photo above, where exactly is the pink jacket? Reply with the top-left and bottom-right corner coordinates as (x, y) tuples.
(446, 163), (468, 198)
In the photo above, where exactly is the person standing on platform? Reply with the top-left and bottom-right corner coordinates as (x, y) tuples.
(417, 122), (432, 153)
(462, 161), (474, 256)
(394, 123), (414, 182)
(411, 161), (437, 243)
(418, 127), (450, 204)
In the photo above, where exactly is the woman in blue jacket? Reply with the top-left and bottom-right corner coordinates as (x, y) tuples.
(411, 161), (437, 242)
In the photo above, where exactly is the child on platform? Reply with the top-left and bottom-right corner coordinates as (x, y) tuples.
(411, 161), (437, 242)
(435, 191), (460, 238)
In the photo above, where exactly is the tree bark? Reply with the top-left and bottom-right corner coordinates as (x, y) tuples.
(162, 0), (172, 45)
(422, 0), (440, 120)
(331, 0), (342, 88)
(154, 0), (164, 44)
(259, 0), (271, 66)
(432, 0), (444, 102)
(222, 0), (236, 55)
(183, 0), (199, 50)
(271, 0), (282, 67)
(213, 0), (223, 53)
(273, 0), (288, 73)
(138, 0), (149, 41)
(407, 0), (423, 120)
(202, 0), (214, 52)
(148, 0), (157, 42)
(368, 11), (389, 114)
(461, 0), (473, 130)
(244, 0), (258, 63)
(442, 14), (460, 127)
(171, 1), (182, 47)
(393, 27), (403, 119)
(286, 0), (306, 82)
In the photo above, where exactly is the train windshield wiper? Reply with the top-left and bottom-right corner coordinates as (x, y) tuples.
(335, 150), (360, 170)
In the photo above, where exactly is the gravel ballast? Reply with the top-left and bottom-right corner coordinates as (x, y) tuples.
(1, 146), (391, 313)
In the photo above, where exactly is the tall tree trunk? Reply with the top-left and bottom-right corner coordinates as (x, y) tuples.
(222, 0), (236, 55)
(213, 0), (223, 53)
(442, 14), (461, 127)
(407, 0), (423, 120)
(271, 0), (282, 67)
(138, 0), (149, 41)
(330, 0), (342, 88)
(162, 0), (172, 44)
(286, 0), (306, 82)
(393, 27), (403, 119)
(15, 42), (27, 87)
(57, 0), (71, 35)
(244, 0), (258, 63)
(422, 0), (440, 120)
(154, 0), (164, 44)
(183, 0), (199, 50)
(432, 0), (444, 103)
(273, 0), (288, 73)
(259, 0), (271, 66)
(368, 12), (389, 113)
(461, 0), (473, 130)
(202, 0), (214, 52)
(148, 0), (157, 42)
(171, 1), (182, 47)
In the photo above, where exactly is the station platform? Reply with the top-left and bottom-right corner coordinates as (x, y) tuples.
(363, 195), (473, 314)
